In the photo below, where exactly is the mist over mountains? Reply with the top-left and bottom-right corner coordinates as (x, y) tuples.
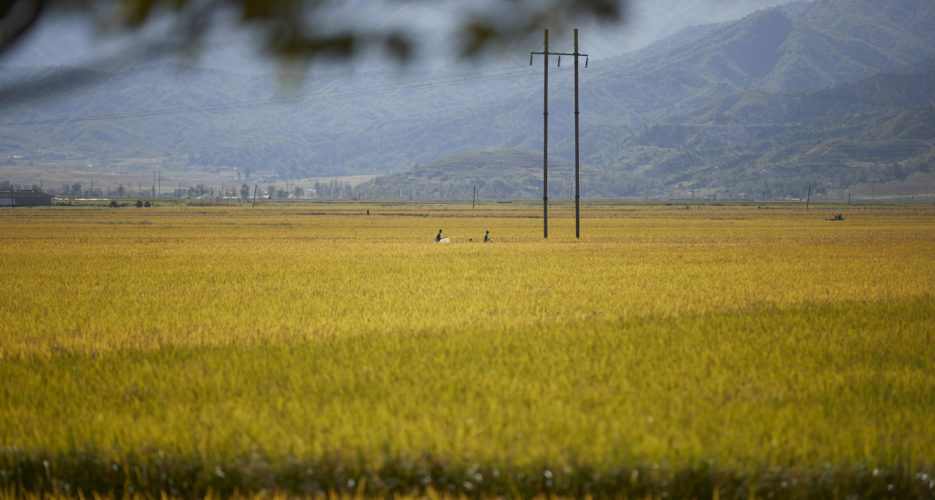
(1, 0), (933, 200)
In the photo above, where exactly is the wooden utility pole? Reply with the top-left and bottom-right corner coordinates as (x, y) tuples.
(531, 29), (588, 239)
(573, 28), (584, 239)
(531, 29), (550, 238)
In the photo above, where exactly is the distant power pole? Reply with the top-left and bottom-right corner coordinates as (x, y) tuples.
(530, 28), (588, 239)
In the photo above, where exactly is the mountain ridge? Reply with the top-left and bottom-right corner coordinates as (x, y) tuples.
(2, 0), (934, 199)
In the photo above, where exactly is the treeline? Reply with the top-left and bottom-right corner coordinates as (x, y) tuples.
(0, 180), (41, 191)
(0, 179), (369, 200)
(355, 171), (669, 201)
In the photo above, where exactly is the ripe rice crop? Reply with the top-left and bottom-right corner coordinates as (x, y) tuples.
(1, 202), (933, 498)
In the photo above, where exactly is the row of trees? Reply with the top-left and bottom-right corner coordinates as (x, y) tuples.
(0, 179), (362, 200)
(0, 180), (40, 191)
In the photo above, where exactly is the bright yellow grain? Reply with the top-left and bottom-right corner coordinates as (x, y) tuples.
(1, 203), (933, 477)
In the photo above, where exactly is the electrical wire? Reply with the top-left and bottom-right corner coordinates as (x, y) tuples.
(2, 54), (918, 129)
(0, 66), (536, 127)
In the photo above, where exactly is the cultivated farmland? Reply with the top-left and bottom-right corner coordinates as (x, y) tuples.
(1, 202), (933, 498)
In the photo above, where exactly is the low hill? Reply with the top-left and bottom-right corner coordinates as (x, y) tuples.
(357, 149), (605, 200)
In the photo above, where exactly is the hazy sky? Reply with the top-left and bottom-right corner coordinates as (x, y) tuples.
(2, 0), (796, 76)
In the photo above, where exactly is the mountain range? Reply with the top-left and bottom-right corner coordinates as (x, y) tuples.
(1, 0), (933, 200)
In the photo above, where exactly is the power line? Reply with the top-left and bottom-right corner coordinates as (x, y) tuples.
(596, 65), (929, 108)
(600, 67), (799, 97)
(0, 66), (535, 127)
(3, 52), (916, 132)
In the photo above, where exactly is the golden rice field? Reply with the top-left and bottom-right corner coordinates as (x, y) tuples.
(1, 201), (934, 499)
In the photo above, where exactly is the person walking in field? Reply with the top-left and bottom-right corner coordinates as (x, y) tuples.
(483, 230), (490, 243)
(434, 229), (451, 244)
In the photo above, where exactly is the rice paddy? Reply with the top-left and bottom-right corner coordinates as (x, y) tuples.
(1, 202), (933, 498)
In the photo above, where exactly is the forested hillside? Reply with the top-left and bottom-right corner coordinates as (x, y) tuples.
(581, 57), (935, 198)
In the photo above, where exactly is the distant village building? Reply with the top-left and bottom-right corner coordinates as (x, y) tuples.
(0, 190), (54, 207)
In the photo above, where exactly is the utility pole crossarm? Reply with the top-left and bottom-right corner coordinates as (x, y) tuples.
(531, 50), (588, 58)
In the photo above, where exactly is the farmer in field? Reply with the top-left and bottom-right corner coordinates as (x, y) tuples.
(483, 230), (490, 243)
(435, 229), (443, 242)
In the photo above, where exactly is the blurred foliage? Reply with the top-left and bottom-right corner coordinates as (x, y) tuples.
(0, 0), (625, 63)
